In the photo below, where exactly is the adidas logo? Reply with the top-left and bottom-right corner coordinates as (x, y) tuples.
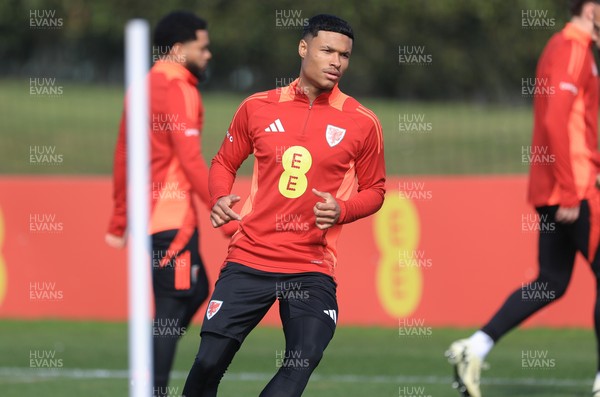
(323, 309), (337, 324)
(265, 118), (285, 132)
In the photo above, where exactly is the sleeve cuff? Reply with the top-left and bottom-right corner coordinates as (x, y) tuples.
(107, 223), (126, 237)
(210, 194), (228, 209)
(560, 192), (580, 208)
(337, 199), (348, 224)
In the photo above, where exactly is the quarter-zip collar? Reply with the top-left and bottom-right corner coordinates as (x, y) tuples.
(280, 78), (343, 107)
(152, 60), (199, 86)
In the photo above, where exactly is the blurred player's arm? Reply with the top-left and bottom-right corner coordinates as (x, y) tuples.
(593, 156), (600, 189)
(591, 136), (600, 189)
(106, 109), (127, 248)
(545, 42), (582, 222)
(209, 100), (254, 228)
(168, 81), (212, 208)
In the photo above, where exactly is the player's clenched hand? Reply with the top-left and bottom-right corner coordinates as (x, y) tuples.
(312, 188), (340, 230)
(211, 195), (242, 227)
(105, 233), (126, 249)
(555, 205), (579, 224)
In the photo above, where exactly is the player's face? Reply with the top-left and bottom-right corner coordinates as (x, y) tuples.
(593, 6), (600, 48)
(180, 30), (212, 80)
(299, 31), (352, 92)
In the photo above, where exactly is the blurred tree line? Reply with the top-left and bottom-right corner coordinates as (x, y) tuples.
(0, 0), (575, 101)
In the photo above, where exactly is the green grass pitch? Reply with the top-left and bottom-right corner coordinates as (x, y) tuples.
(0, 320), (595, 396)
(1, 79), (533, 176)
(0, 79), (585, 396)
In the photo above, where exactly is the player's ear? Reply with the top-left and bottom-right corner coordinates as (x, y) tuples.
(583, 2), (596, 21)
(170, 42), (184, 57)
(298, 39), (307, 59)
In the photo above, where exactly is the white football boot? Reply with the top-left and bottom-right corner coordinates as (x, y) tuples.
(445, 339), (483, 397)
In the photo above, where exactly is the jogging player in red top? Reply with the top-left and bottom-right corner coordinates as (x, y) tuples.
(446, 2), (600, 396)
(105, 11), (234, 397)
(182, 14), (386, 397)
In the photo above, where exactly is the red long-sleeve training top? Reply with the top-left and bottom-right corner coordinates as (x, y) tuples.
(528, 23), (600, 208)
(209, 79), (386, 277)
(108, 61), (210, 243)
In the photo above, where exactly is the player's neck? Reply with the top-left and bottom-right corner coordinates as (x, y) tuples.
(570, 15), (594, 37)
(297, 77), (329, 104)
(305, 89), (325, 104)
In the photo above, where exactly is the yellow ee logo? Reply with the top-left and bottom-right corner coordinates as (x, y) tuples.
(278, 146), (312, 199)
(374, 194), (422, 318)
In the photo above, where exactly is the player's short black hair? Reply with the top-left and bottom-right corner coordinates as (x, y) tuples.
(153, 11), (207, 48)
(302, 14), (354, 42)
(569, 0), (600, 16)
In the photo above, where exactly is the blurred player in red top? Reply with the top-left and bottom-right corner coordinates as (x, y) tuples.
(182, 14), (386, 397)
(105, 11), (226, 397)
(447, 2), (600, 396)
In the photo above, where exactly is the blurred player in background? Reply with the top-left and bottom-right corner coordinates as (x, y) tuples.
(181, 14), (386, 397)
(105, 11), (234, 397)
(446, 1), (600, 396)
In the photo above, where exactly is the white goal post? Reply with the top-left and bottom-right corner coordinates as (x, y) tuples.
(125, 19), (152, 397)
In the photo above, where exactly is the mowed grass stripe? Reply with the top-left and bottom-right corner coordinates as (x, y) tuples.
(0, 367), (592, 387)
(0, 79), (533, 175)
